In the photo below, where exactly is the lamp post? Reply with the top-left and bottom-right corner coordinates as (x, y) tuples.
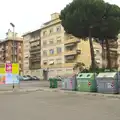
(10, 23), (15, 89)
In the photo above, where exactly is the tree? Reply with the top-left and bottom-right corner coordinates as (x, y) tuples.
(73, 62), (85, 72)
(60, 0), (120, 70)
(60, 0), (107, 71)
(93, 3), (120, 70)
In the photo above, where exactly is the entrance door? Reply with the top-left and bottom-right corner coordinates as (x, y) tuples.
(43, 70), (48, 80)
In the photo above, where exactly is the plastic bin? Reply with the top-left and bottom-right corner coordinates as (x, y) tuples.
(96, 72), (119, 94)
(49, 78), (58, 88)
(76, 73), (97, 92)
(61, 75), (76, 91)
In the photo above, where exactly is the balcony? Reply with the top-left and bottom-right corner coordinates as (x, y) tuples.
(64, 63), (75, 67)
(30, 46), (40, 52)
(29, 37), (40, 43)
(64, 39), (80, 46)
(30, 51), (40, 55)
(64, 49), (81, 56)
(29, 56), (40, 62)
(41, 63), (75, 69)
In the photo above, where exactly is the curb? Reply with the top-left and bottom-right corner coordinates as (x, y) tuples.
(0, 87), (120, 99)
(38, 87), (120, 99)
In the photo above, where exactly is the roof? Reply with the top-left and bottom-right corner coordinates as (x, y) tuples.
(22, 28), (41, 36)
(0, 38), (23, 44)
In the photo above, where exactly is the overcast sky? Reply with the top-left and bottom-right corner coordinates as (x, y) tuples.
(0, 0), (119, 38)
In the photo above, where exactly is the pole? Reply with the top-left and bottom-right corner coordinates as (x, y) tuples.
(10, 23), (15, 90)
(12, 26), (15, 89)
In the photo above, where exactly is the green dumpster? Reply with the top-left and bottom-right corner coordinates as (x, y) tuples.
(49, 78), (58, 88)
(76, 73), (97, 92)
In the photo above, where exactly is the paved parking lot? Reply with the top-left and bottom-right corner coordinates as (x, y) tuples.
(0, 81), (55, 91)
(0, 91), (120, 120)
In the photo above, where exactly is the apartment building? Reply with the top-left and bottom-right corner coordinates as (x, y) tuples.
(93, 39), (118, 69)
(0, 29), (23, 73)
(41, 13), (91, 77)
(23, 29), (42, 78)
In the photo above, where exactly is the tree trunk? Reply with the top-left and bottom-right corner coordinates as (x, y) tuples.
(101, 39), (105, 68)
(105, 39), (111, 70)
(89, 28), (95, 71)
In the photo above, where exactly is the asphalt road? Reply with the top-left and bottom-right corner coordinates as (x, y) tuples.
(0, 81), (57, 91)
(0, 91), (120, 120)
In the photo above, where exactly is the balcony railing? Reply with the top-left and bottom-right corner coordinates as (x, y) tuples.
(64, 38), (80, 45)
(29, 37), (40, 42)
(29, 46), (40, 52)
(64, 49), (81, 56)
(30, 51), (40, 55)
(41, 63), (75, 69)
(29, 57), (40, 62)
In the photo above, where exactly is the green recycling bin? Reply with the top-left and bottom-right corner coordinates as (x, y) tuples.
(49, 78), (58, 88)
(76, 73), (97, 92)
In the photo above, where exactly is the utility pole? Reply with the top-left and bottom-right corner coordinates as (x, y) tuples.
(10, 23), (15, 89)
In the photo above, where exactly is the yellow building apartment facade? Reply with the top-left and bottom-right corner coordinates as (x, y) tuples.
(41, 13), (91, 77)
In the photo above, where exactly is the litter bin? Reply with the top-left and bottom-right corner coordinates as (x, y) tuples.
(96, 72), (119, 94)
(76, 73), (97, 92)
(49, 78), (58, 88)
(61, 75), (77, 91)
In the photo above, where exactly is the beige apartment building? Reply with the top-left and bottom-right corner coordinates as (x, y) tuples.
(41, 13), (91, 77)
(23, 29), (43, 78)
(0, 29), (23, 73)
(23, 12), (119, 79)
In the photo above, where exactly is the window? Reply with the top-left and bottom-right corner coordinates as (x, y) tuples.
(56, 36), (61, 43)
(49, 49), (54, 55)
(57, 47), (62, 54)
(43, 50), (47, 56)
(56, 26), (61, 32)
(49, 39), (54, 44)
(43, 41), (47, 46)
(43, 31), (47, 36)
(49, 28), (53, 34)
(56, 58), (62, 64)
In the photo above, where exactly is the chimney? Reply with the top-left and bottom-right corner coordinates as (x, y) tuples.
(51, 13), (60, 20)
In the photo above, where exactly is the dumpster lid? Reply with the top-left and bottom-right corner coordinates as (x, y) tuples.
(77, 73), (95, 78)
(97, 72), (117, 78)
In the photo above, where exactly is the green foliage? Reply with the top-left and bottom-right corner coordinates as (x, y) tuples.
(73, 62), (85, 72)
(60, 0), (120, 39)
(60, 0), (120, 70)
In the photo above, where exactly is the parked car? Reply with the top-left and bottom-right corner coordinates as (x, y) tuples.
(17, 75), (24, 81)
(26, 75), (33, 80)
(22, 76), (31, 81)
(32, 76), (40, 80)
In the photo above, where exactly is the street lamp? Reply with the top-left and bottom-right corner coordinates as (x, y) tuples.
(10, 22), (15, 89)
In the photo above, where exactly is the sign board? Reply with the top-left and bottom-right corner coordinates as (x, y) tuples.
(0, 63), (19, 85)
(5, 63), (12, 73)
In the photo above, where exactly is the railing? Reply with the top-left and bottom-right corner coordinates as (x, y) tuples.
(30, 47), (40, 51)
(64, 38), (80, 45)
(64, 50), (77, 56)
(41, 63), (75, 68)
